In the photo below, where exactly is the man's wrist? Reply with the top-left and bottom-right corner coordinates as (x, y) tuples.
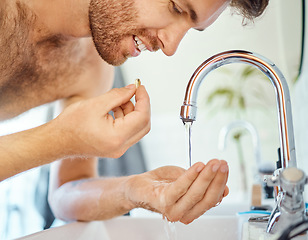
(123, 174), (140, 211)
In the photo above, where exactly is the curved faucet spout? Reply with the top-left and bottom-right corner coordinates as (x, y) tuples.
(180, 50), (296, 169)
(218, 120), (262, 170)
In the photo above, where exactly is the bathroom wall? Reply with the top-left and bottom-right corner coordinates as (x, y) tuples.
(293, 0), (308, 200)
(121, 0), (302, 202)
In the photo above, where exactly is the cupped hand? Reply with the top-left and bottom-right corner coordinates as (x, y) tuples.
(53, 84), (151, 158)
(126, 159), (229, 224)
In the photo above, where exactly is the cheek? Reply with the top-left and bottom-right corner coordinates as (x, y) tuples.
(134, 0), (173, 29)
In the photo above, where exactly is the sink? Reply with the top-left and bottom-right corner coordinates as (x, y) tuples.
(18, 213), (308, 239)
(20, 202), (307, 240)
(17, 216), (239, 240)
(21, 202), (307, 240)
(105, 216), (239, 240)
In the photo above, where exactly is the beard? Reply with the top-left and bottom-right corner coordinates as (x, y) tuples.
(89, 0), (159, 66)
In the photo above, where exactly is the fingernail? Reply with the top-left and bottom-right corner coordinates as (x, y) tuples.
(212, 163), (220, 172)
(196, 164), (204, 173)
(125, 84), (135, 89)
(220, 164), (229, 173)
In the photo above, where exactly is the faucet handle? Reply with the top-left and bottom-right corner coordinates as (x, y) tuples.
(280, 168), (307, 193)
(264, 167), (307, 188)
(265, 167), (307, 213)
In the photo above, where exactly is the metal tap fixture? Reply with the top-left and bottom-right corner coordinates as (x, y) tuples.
(266, 167), (308, 233)
(218, 120), (262, 171)
(179, 50), (306, 234)
(218, 120), (262, 193)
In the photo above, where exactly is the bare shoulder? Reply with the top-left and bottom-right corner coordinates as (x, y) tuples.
(0, 1), (114, 119)
(73, 38), (115, 99)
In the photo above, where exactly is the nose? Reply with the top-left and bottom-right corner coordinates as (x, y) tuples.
(158, 23), (190, 56)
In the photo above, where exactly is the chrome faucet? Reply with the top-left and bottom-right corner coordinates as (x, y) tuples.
(180, 50), (307, 234)
(218, 120), (262, 170)
(218, 120), (262, 193)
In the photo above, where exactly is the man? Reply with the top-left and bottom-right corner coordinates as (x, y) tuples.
(0, 0), (268, 224)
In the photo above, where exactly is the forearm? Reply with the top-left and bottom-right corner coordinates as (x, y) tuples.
(0, 120), (69, 181)
(49, 160), (229, 224)
(49, 176), (136, 222)
(47, 85), (152, 221)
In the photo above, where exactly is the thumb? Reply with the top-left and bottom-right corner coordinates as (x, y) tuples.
(98, 85), (136, 112)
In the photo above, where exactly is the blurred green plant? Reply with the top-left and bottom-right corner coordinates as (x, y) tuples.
(204, 65), (270, 193)
(206, 65), (269, 114)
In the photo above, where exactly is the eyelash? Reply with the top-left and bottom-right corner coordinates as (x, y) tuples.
(170, 1), (183, 15)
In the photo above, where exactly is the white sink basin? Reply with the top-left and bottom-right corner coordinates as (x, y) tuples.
(17, 216), (239, 240)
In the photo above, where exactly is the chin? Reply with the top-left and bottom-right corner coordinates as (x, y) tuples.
(94, 46), (127, 66)
(104, 56), (128, 66)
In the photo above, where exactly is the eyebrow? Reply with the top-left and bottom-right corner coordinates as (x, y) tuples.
(187, 3), (198, 23)
(185, 2), (205, 31)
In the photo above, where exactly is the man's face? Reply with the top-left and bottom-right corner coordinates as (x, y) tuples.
(89, 0), (229, 66)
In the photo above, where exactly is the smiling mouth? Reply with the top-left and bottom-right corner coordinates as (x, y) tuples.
(133, 35), (147, 52)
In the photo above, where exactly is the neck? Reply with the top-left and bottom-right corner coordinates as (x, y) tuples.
(21, 0), (91, 38)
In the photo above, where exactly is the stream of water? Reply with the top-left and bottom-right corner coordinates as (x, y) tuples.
(164, 122), (193, 240)
(184, 122), (193, 168)
(163, 216), (177, 240)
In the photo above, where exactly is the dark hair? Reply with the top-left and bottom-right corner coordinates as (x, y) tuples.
(230, 0), (269, 23)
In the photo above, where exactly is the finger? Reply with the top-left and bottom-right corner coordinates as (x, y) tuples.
(134, 85), (151, 115)
(97, 85), (136, 113)
(200, 160), (229, 206)
(164, 162), (205, 206)
(113, 101), (134, 119)
(121, 119), (151, 148)
(168, 159), (221, 218)
(98, 85), (150, 156)
(121, 101), (135, 116)
(113, 106), (124, 118)
(223, 186), (229, 197)
(215, 186), (229, 207)
(180, 161), (229, 224)
(113, 86), (151, 139)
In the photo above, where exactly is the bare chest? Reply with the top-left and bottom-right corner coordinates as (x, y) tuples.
(0, 15), (91, 119)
